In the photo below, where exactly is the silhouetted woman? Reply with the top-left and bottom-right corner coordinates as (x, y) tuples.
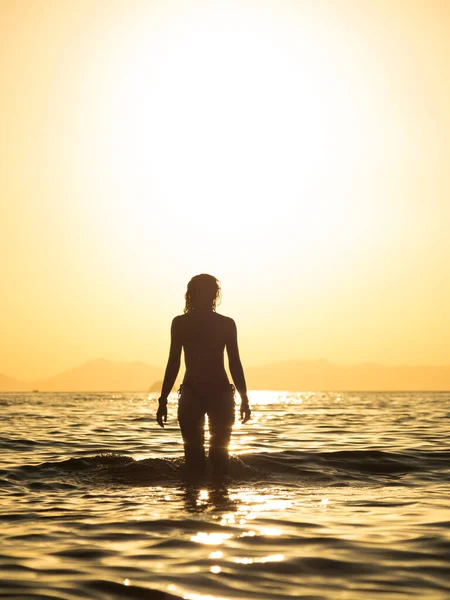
(156, 274), (251, 478)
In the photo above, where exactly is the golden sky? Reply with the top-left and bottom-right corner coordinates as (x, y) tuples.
(1, 0), (449, 381)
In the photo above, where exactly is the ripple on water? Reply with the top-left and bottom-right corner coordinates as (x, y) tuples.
(1, 392), (449, 600)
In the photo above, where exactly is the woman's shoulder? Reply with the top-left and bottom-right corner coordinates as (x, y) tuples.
(214, 313), (236, 328)
(173, 313), (186, 320)
(173, 312), (235, 326)
(171, 314), (186, 328)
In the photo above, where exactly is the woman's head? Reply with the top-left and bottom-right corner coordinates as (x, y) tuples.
(184, 274), (221, 313)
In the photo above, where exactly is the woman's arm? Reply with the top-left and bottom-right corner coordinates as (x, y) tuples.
(156, 317), (182, 427)
(226, 319), (251, 423)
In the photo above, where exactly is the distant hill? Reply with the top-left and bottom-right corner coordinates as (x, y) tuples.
(245, 360), (450, 391)
(148, 380), (163, 393)
(0, 373), (29, 392)
(1, 359), (450, 392)
(31, 359), (164, 392)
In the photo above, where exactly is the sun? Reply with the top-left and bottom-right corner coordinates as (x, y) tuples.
(75, 2), (382, 293)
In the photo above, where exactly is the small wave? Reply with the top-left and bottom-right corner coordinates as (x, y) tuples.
(4, 448), (449, 488)
(0, 436), (40, 450)
(242, 449), (436, 474)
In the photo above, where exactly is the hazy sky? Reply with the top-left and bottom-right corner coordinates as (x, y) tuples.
(1, 0), (449, 381)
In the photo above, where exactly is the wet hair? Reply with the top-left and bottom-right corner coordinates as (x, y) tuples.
(184, 274), (221, 313)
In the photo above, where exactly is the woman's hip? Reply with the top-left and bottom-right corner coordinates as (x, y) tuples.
(178, 383), (235, 416)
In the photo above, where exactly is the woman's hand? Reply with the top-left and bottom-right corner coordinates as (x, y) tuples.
(156, 398), (168, 428)
(240, 396), (251, 424)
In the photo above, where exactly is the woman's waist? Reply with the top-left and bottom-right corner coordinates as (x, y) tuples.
(183, 367), (228, 384)
(180, 377), (233, 394)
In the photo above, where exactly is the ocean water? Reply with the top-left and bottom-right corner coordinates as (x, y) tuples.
(0, 391), (449, 600)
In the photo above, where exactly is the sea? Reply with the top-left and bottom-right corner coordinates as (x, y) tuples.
(0, 391), (449, 600)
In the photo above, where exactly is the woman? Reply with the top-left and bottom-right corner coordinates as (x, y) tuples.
(156, 274), (251, 477)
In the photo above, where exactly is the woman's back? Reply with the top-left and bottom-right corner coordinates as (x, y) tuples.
(175, 311), (231, 386)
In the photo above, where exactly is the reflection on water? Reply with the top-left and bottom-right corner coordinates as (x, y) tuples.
(183, 484), (238, 514)
(1, 391), (449, 600)
(191, 532), (233, 545)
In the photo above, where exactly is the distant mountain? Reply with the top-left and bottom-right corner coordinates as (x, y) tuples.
(0, 372), (29, 392)
(148, 380), (163, 393)
(1, 359), (449, 392)
(245, 360), (450, 391)
(30, 359), (164, 392)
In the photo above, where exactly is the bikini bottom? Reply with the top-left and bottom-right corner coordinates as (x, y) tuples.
(177, 382), (236, 476)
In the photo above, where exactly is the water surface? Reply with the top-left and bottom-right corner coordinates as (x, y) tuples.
(1, 391), (449, 599)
